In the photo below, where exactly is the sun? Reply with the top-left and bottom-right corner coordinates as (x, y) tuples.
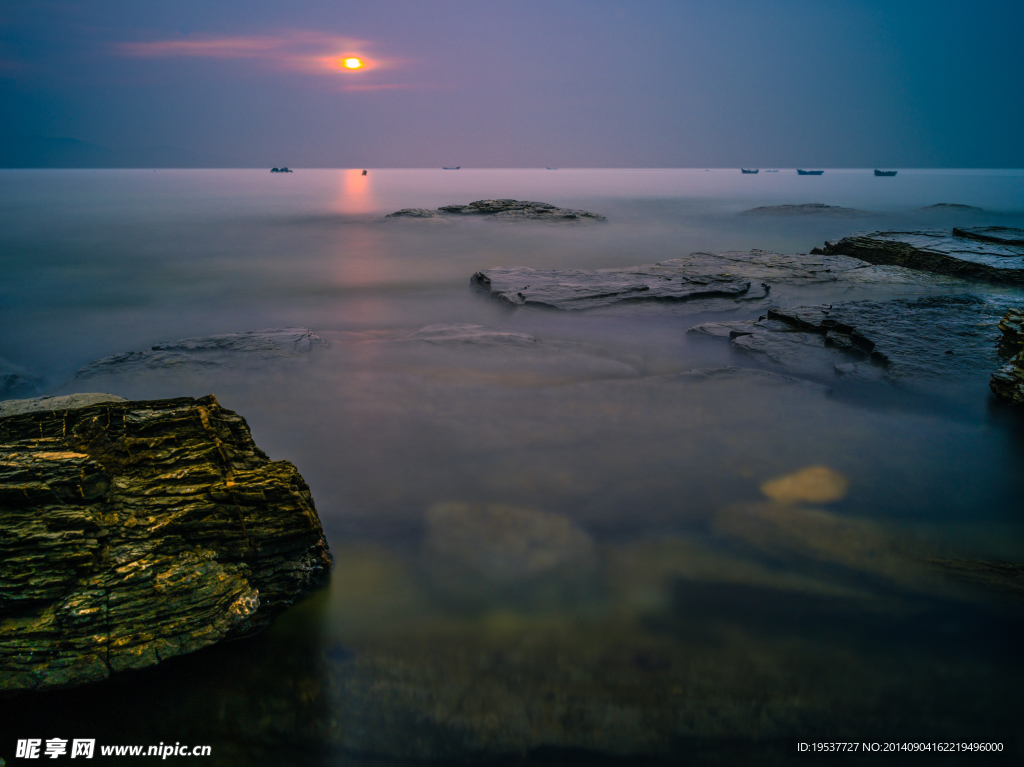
(343, 58), (362, 69)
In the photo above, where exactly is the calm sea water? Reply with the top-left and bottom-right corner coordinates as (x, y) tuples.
(2, 169), (1023, 764)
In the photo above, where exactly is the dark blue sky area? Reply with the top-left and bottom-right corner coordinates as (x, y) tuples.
(1, 0), (1022, 167)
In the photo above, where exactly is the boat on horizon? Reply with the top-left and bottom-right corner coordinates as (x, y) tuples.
(874, 169), (897, 177)
(270, 167), (293, 173)
(765, 169), (778, 172)
(741, 168), (759, 174)
(797, 169), (824, 175)
(442, 166), (460, 170)
(546, 167), (558, 170)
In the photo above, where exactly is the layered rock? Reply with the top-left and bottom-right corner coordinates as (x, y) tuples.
(990, 309), (1024, 404)
(690, 295), (1020, 383)
(471, 264), (766, 311)
(952, 226), (1024, 246)
(386, 199), (606, 222)
(0, 394), (330, 691)
(75, 328), (327, 379)
(811, 230), (1024, 285)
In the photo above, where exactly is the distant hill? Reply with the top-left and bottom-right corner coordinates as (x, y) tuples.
(0, 135), (209, 168)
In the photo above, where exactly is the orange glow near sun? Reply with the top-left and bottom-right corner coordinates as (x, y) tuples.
(343, 58), (362, 69)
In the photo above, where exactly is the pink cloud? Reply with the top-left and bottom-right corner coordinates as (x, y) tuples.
(115, 31), (401, 79)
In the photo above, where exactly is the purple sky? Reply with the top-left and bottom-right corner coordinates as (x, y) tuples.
(2, 0), (1022, 167)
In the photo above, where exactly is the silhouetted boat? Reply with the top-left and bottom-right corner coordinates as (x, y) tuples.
(270, 167), (293, 173)
(442, 166), (460, 170)
(797, 169), (824, 175)
(874, 169), (897, 177)
(546, 167), (558, 170)
(741, 168), (759, 174)
(361, 170), (367, 176)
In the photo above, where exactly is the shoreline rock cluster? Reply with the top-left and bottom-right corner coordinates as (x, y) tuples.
(386, 199), (607, 222)
(0, 393), (331, 691)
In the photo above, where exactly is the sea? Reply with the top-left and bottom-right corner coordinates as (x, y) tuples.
(1, 168), (1023, 764)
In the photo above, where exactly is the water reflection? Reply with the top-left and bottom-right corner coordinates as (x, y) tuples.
(334, 168), (377, 216)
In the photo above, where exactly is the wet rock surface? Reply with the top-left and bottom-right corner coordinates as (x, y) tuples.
(471, 263), (765, 310)
(386, 199), (606, 222)
(740, 203), (869, 217)
(990, 309), (1024, 404)
(74, 328), (327, 379)
(812, 230), (1024, 285)
(0, 394), (330, 691)
(690, 294), (1021, 383)
(952, 226), (1024, 246)
(471, 250), (967, 314)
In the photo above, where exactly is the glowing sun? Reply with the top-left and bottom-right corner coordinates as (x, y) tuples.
(343, 58), (362, 69)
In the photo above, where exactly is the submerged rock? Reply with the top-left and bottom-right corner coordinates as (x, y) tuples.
(990, 309), (1024, 404)
(740, 203), (869, 217)
(0, 394), (330, 691)
(75, 328), (327, 379)
(690, 294), (1021, 383)
(811, 230), (1024, 285)
(1, 357), (44, 399)
(421, 502), (598, 609)
(387, 199), (606, 222)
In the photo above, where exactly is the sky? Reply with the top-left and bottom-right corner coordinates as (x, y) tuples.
(1, 0), (1022, 168)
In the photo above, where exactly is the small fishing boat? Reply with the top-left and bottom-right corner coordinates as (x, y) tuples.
(741, 168), (759, 174)
(546, 167), (558, 170)
(270, 167), (293, 173)
(442, 166), (460, 170)
(361, 170), (367, 176)
(797, 169), (824, 175)
(874, 169), (897, 177)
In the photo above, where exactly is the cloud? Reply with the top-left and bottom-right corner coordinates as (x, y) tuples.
(115, 30), (398, 79)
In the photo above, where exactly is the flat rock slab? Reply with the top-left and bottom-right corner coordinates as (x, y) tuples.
(0, 394), (330, 691)
(690, 294), (1021, 383)
(0, 392), (125, 418)
(813, 230), (1024, 285)
(75, 328), (327, 379)
(471, 264), (765, 311)
(386, 199), (606, 223)
(471, 250), (966, 313)
(740, 203), (869, 217)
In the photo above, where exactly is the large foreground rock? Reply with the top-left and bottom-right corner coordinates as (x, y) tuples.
(990, 309), (1024, 404)
(690, 294), (1021, 383)
(386, 199), (606, 222)
(812, 230), (1024, 285)
(0, 394), (330, 691)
